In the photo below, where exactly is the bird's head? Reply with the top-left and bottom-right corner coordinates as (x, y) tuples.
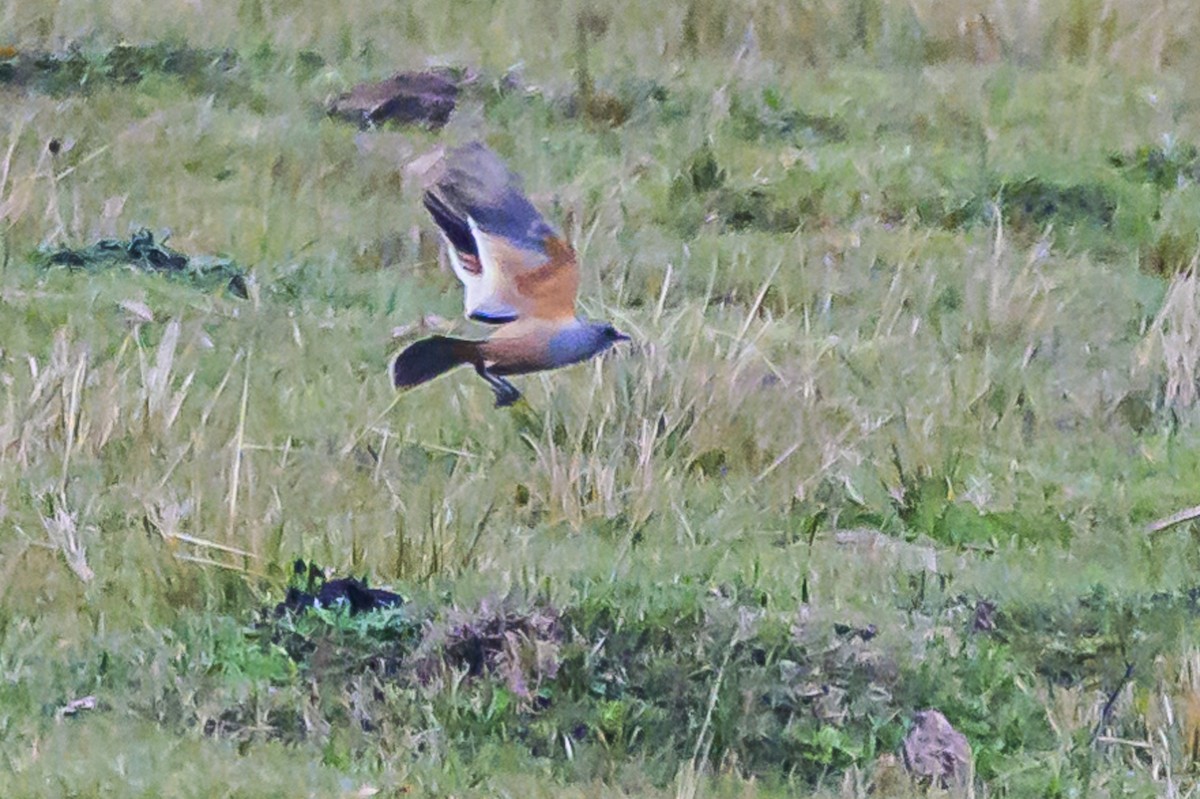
(599, 323), (631, 346)
(547, 320), (632, 367)
(585, 322), (630, 357)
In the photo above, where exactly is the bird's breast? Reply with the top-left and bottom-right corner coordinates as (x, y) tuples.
(478, 333), (553, 376)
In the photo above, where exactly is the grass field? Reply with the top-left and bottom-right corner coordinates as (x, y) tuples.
(5, 0), (1200, 796)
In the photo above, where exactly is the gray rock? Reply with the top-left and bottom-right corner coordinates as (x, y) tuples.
(329, 70), (459, 129)
(902, 709), (973, 791)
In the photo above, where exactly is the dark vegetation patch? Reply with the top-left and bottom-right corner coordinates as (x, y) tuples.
(275, 559), (404, 616)
(633, 129), (1182, 265)
(0, 35), (660, 137)
(37, 229), (248, 297)
(786, 442), (1074, 550)
(1109, 141), (1200, 275)
(885, 476), (1070, 549)
(567, 7), (634, 129)
(649, 90), (845, 233)
(414, 604), (563, 696)
(237, 579), (926, 780)
(663, 138), (1126, 242)
(897, 177), (1118, 235)
(713, 187), (803, 233)
(1109, 142), (1200, 190)
(1000, 177), (1116, 230)
(487, 10), (696, 130)
(1111, 381), (1185, 435)
(0, 41), (246, 98)
(993, 586), (1200, 687)
(322, 57), (674, 138)
(663, 144), (804, 234)
(555, 77), (684, 129)
(728, 88), (848, 146)
(897, 141), (1200, 268)
(194, 570), (1198, 786)
(1141, 230), (1198, 277)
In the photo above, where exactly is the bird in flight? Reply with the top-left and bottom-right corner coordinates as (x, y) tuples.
(392, 142), (629, 407)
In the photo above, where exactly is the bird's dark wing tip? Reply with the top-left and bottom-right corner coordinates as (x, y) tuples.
(423, 190), (478, 258)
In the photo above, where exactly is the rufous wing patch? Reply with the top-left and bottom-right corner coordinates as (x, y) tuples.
(511, 235), (579, 320)
(470, 228), (569, 321)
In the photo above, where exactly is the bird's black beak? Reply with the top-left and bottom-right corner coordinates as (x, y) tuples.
(613, 330), (631, 342)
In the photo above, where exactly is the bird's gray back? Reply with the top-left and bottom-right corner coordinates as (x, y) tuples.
(437, 142), (557, 252)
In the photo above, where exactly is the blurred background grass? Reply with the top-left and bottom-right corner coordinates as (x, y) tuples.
(4, 0), (1200, 796)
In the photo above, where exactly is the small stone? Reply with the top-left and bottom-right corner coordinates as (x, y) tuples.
(902, 709), (972, 790)
(56, 695), (98, 720)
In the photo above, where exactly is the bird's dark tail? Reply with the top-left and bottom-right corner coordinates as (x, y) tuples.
(391, 335), (476, 389)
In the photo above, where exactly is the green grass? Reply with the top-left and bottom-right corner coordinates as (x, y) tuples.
(6, 0), (1200, 796)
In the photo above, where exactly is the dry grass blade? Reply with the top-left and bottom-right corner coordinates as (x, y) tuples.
(339, 391), (404, 459)
(1146, 504), (1200, 535)
(227, 347), (252, 542)
(58, 351), (86, 494)
(39, 498), (94, 583)
(143, 319), (179, 414)
(0, 113), (32, 234)
(735, 258), (782, 346)
(1139, 256), (1200, 409)
(171, 532), (258, 560)
(173, 553), (265, 576)
(654, 261), (673, 325)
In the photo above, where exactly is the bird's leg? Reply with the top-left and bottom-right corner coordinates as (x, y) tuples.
(486, 374), (522, 407)
(474, 363), (522, 407)
(494, 382), (522, 407)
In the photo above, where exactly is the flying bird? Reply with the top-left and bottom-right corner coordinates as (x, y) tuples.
(392, 142), (629, 407)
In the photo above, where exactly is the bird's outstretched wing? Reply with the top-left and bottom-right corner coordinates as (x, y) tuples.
(423, 142), (579, 323)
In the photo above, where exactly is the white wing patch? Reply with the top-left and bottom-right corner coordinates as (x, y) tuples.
(464, 217), (520, 323)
